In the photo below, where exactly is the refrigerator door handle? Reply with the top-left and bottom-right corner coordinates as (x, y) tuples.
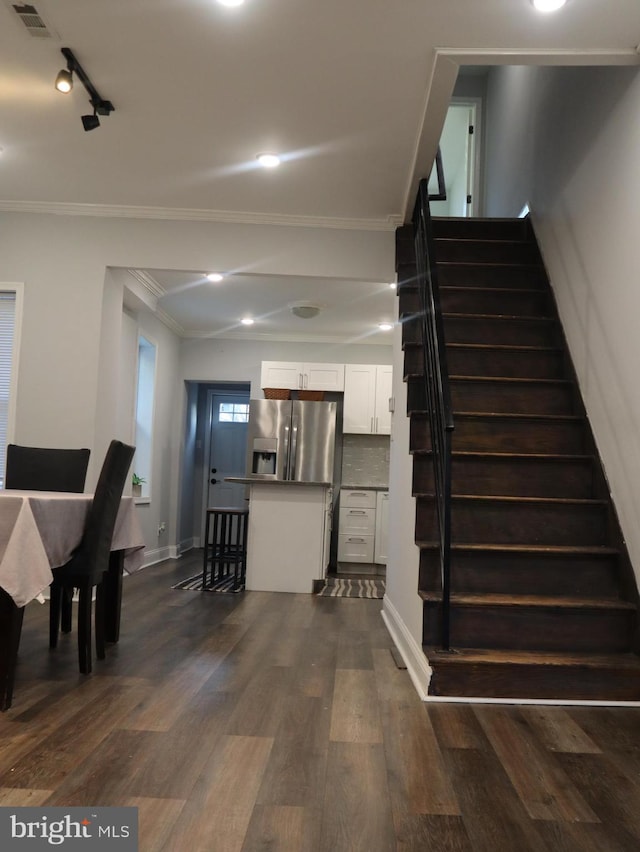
(289, 420), (299, 480)
(282, 424), (291, 480)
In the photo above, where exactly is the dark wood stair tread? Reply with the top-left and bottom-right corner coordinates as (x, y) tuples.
(423, 646), (640, 670)
(420, 592), (635, 610)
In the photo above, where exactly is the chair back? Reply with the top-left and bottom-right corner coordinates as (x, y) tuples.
(74, 440), (135, 577)
(5, 444), (91, 492)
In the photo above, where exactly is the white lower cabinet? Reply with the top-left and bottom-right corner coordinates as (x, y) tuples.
(374, 491), (389, 564)
(338, 488), (387, 565)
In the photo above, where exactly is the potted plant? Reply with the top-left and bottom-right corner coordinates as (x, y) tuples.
(132, 473), (145, 498)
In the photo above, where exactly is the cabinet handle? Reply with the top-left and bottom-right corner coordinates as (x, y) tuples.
(299, 373), (303, 388)
(348, 537), (366, 542)
(304, 374), (308, 388)
(349, 492), (368, 496)
(348, 510), (366, 515)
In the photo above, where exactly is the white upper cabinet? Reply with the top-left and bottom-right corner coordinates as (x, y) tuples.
(343, 364), (393, 434)
(260, 361), (345, 392)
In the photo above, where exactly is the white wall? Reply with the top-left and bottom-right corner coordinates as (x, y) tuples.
(0, 211), (394, 565)
(181, 337), (392, 397)
(482, 64), (640, 584)
(383, 322), (430, 697)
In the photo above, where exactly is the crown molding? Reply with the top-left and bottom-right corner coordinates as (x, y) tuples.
(156, 307), (186, 336)
(0, 199), (402, 232)
(126, 269), (166, 299)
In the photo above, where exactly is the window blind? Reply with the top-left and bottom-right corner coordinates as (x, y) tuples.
(0, 292), (17, 487)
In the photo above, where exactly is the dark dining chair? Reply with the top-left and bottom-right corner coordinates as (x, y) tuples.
(5, 444), (91, 492)
(49, 439), (135, 674)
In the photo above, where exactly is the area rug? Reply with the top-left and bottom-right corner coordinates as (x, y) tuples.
(171, 574), (244, 593)
(316, 577), (386, 599)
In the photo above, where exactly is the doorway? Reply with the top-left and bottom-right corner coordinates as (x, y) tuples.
(200, 387), (250, 543)
(429, 98), (481, 218)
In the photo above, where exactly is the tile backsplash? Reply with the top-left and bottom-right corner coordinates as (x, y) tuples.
(341, 434), (390, 487)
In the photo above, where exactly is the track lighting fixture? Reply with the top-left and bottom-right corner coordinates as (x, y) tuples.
(55, 47), (115, 131)
(54, 68), (73, 94)
(81, 111), (100, 132)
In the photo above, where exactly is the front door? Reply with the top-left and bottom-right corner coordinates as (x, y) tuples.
(202, 391), (249, 541)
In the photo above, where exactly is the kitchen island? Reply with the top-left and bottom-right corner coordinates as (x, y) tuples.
(225, 477), (332, 593)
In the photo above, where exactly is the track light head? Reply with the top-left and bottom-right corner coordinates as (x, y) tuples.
(81, 111), (100, 132)
(55, 68), (73, 93)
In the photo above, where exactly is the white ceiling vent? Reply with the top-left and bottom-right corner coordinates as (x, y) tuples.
(7, 2), (56, 38)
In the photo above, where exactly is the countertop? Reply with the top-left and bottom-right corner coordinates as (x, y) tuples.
(341, 484), (389, 492)
(225, 477), (332, 487)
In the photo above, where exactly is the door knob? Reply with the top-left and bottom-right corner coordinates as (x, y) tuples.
(210, 478), (218, 484)
(211, 467), (217, 473)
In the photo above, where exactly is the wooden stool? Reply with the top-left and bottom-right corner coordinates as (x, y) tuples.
(202, 507), (249, 592)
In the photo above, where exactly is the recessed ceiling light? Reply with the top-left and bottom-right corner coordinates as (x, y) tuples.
(206, 272), (224, 282)
(257, 153), (281, 169)
(217, 0), (245, 7)
(378, 322), (393, 331)
(530, 0), (567, 11)
(241, 317), (255, 326)
(389, 282), (397, 290)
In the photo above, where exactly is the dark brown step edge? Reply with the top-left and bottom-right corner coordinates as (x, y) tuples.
(406, 373), (575, 388)
(423, 646), (640, 669)
(443, 312), (556, 323)
(437, 261), (543, 270)
(419, 591), (636, 610)
(414, 450), (594, 462)
(416, 541), (620, 557)
(446, 342), (563, 353)
(414, 493), (608, 507)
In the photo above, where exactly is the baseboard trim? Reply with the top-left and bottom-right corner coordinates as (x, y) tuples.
(381, 596), (432, 700)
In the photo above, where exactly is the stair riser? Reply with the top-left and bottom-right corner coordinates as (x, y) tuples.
(440, 289), (551, 317)
(399, 288), (551, 318)
(407, 377), (576, 416)
(432, 219), (530, 242)
(413, 454), (594, 499)
(416, 498), (608, 545)
(405, 344), (567, 379)
(423, 601), (635, 653)
(437, 264), (546, 290)
(434, 239), (541, 265)
(419, 550), (621, 598)
(443, 316), (561, 347)
(427, 662), (640, 700)
(410, 414), (586, 455)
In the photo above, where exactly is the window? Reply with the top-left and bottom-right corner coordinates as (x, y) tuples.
(0, 290), (18, 488)
(133, 335), (156, 500)
(218, 402), (249, 423)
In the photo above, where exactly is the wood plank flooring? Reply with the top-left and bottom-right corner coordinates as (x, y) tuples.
(2, 552), (640, 850)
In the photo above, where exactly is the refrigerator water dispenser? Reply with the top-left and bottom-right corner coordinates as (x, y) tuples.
(251, 438), (277, 475)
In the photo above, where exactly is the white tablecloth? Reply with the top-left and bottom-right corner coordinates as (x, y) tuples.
(0, 491), (146, 607)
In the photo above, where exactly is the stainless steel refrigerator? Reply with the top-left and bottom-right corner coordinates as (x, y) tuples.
(245, 399), (337, 483)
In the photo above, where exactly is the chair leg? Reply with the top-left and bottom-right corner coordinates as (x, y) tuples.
(61, 587), (74, 633)
(49, 582), (62, 649)
(77, 582), (93, 675)
(94, 582), (106, 661)
(0, 590), (25, 712)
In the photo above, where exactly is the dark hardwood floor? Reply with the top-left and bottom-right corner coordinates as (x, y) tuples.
(2, 552), (640, 851)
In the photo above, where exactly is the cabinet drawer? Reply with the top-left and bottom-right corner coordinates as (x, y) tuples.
(341, 489), (376, 509)
(338, 534), (375, 563)
(339, 506), (376, 535)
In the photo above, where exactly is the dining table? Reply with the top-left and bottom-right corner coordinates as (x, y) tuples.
(0, 489), (145, 711)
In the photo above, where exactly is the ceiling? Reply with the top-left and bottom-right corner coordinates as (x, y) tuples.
(1, 0), (638, 342)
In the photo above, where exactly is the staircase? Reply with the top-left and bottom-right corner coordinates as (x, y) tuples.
(397, 216), (640, 701)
